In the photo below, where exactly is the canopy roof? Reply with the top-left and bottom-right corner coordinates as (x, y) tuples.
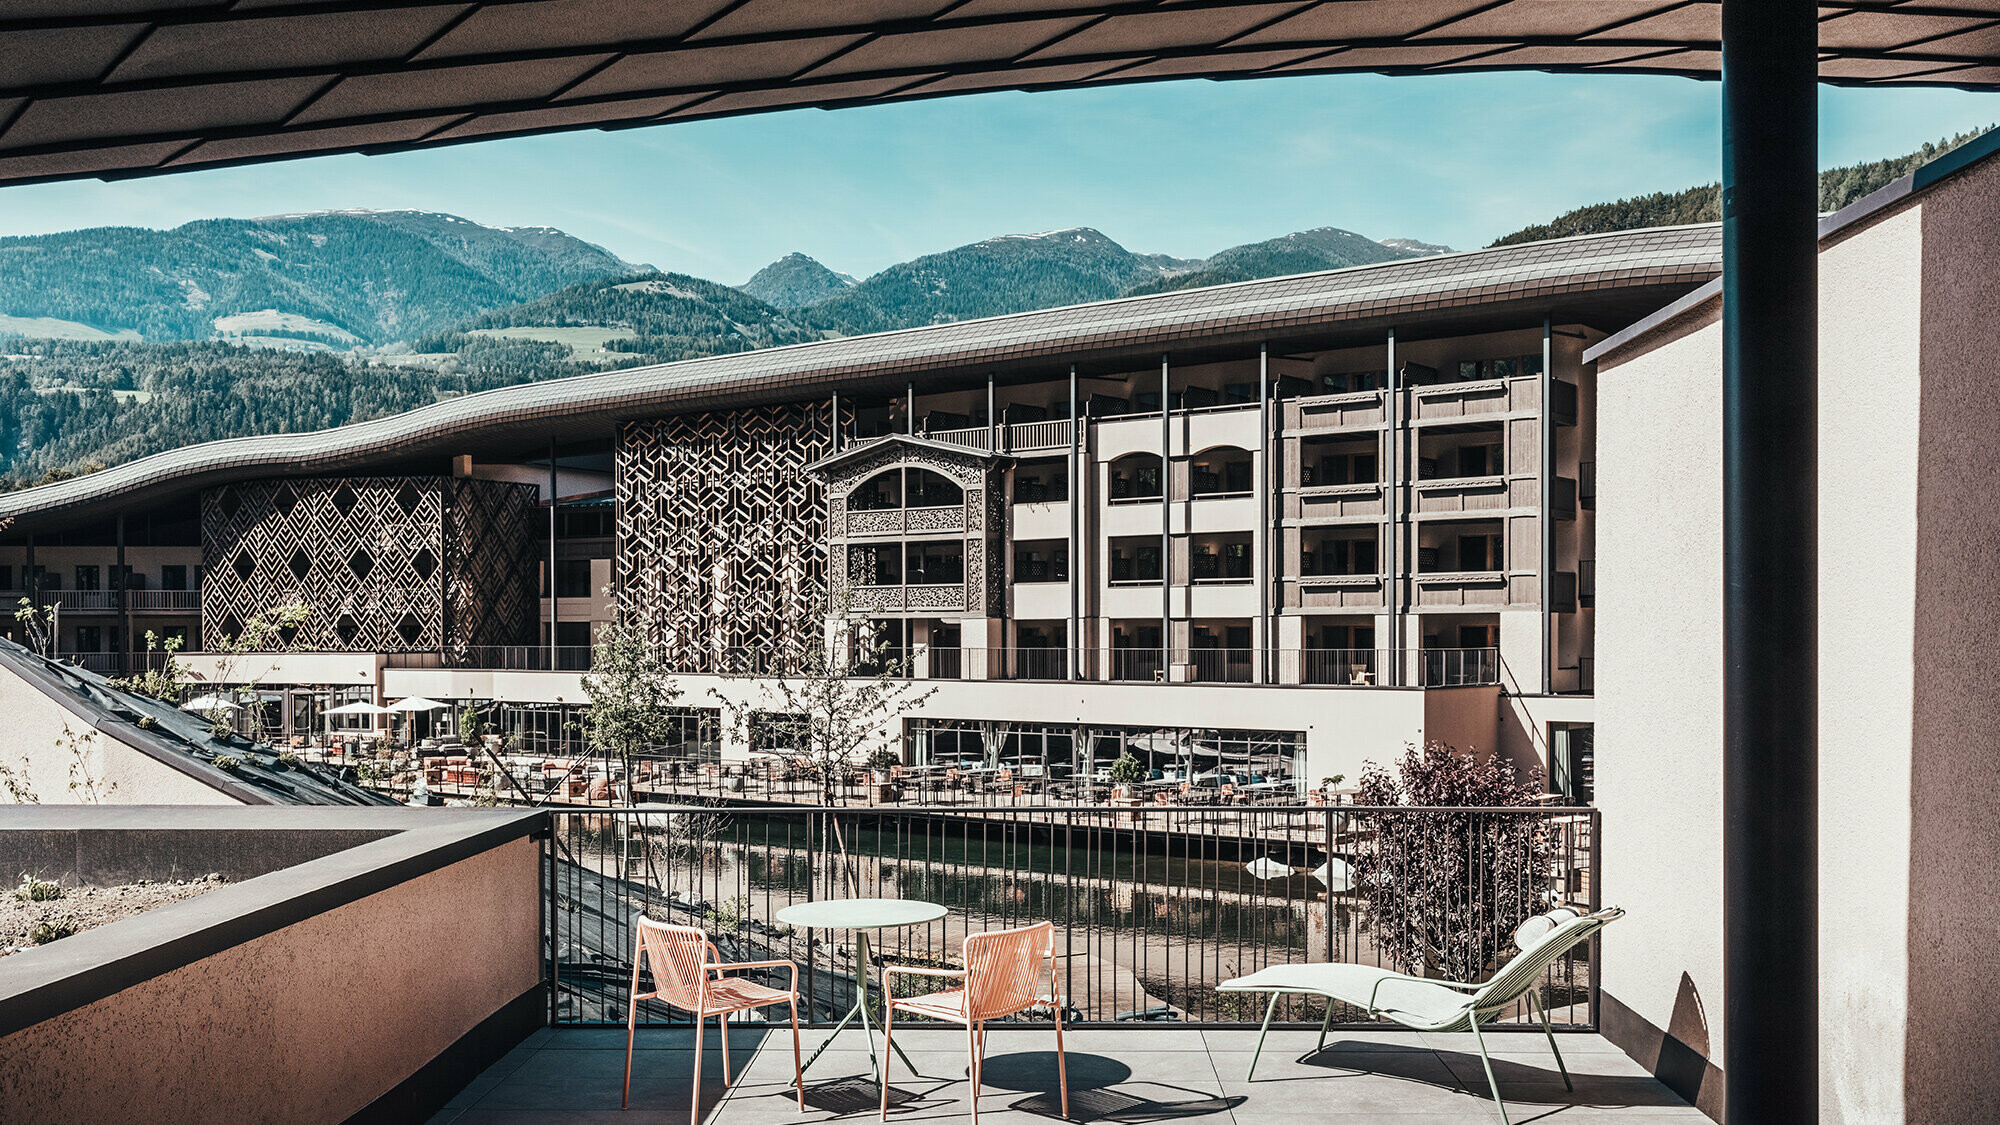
(4, 1), (2000, 187)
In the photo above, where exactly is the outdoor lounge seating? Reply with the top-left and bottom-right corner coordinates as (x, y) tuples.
(1218, 906), (1624, 1125)
(879, 919), (1069, 1124)
(623, 916), (806, 1121)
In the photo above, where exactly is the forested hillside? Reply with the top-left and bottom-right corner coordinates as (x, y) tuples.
(1490, 128), (1990, 247)
(0, 210), (637, 344)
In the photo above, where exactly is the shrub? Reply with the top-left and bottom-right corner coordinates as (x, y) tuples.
(275, 751), (302, 772)
(14, 874), (62, 902)
(30, 917), (77, 945)
(1351, 741), (1553, 981)
(865, 749), (900, 773)
(212, 754), (242, 773)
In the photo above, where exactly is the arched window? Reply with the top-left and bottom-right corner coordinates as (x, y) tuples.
(848, 469), (902, 511)
(1109, 453), (1163, 502)
(846, 466), (964, 511)
(1190, 446), (1254, 497)
(904, 468), (963, 508)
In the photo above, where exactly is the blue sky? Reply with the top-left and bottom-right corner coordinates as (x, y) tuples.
(1, 72), (1994, 283)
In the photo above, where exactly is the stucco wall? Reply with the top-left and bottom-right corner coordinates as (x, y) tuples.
(1593, 298), (1727, 1117)
(1817, 201), (1923, 1125)
(0, 835), (540, 1124)
(1907, 159), (2000, 1124)
(0, 663), (230, 805)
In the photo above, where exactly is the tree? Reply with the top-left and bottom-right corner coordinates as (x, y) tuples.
(710, 595), (935, 806)
(579, 621), (685, 804)
(1350, 741), (1554, 982)
(198, 602), (312, 741)
(114, 630), (187, 703)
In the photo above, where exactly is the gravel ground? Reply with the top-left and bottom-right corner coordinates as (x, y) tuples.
(2, 875), (226, 957)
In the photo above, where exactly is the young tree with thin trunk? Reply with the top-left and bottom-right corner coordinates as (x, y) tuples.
(579, 621), (685, 805)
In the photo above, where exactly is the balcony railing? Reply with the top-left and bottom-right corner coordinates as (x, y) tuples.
(387, 646), (596, 671)
(928, 418), (1075, 453)
(1422, 646), (1502, 686)
(547, 805), (1602, 1028)
(50, 589), (117, 611)
(127, 589), (200, 611)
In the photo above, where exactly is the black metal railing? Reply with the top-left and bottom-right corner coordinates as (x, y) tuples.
(544, 805), (1601, 1031)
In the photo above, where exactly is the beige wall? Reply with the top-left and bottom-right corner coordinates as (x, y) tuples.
(1594, 297), (1727, 1116)
(0, 836), (540, 1124)
(0, 663), (231, 805)
(1592, 155), (2000, 1122)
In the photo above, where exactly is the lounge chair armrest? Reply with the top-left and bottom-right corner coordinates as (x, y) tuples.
(1364, 971), (1432, 1015)
(882, 965), (966, 981)
(714, 958), (799, 988)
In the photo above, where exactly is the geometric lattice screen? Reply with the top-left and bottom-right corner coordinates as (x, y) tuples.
(200, 476), (537, 652)
(616, 402), (844, 673)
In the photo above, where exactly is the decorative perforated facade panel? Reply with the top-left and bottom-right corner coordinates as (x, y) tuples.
(199, 476), (537, 652)
(616, 403), (843, 673)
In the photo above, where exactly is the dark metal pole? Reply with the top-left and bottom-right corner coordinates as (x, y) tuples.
(1068, 364), (1079, 682)
(1540, 317), (1555, 695)
(1722, 2), (1818, 1121)
(1256, 344), (1270, 685)
(1160, 354), (1171, 680)
(116, 512), (129, 675)
(1385, 328), (1401, 686)
(548, 439), (559, 669)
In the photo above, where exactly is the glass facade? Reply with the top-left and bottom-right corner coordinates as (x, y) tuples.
(905, 719), (1305, 798)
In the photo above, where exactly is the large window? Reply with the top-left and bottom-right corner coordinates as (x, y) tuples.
(1190, 447), (1254, 497)
(905, 541), (964, 585)
(1108, 454), (1162, 502)
(1110, 537), (1162, 584)
(849, 544), (902, 586)
(1303, 532), (1378, 576)
(849, 466), (964, 511)
(1012, 461), (1069, 503)
(906, 719), (1305, 798)
(1013, 540), (1069, 583)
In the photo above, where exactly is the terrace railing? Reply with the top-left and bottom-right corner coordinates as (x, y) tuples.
(544, 805), (1601, 1032)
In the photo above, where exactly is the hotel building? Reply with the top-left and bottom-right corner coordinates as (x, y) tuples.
(0, 226), (1723, 790)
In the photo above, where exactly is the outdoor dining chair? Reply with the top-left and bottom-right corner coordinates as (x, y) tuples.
(879, 919), (1069, 1124)
(1217, 906), (1623, 1125)
(623, 916), (806, 1120)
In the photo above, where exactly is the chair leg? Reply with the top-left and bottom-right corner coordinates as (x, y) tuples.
(1246, 993), (1280, 1081)
(1315, 1000), (1335, 1055)
(1466, 1017), (1510, 1125)
(720, 1010), (732, 1085)
(1527, 989), (1572, 1091)
(966, 1022), (981, 1125)
(791, 997), (806, 1112)
(1054, 997), (1070, 1119)
(692, 1014), (707, 1125)
(880, 1002), (894, 1121)
(624, 937), (644, 1111)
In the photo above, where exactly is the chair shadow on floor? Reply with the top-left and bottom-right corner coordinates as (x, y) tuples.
(860, 1050), (1243, 1124)
(1421, 1048), (1693, 1112)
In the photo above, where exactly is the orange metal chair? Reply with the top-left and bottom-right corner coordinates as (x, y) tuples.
(623, 916), (805, 1119)
(878, 920), (1068, 1123)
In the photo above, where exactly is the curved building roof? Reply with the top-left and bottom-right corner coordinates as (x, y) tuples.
(4, 2), (2000, 187)
(0, 222), (1721, 532)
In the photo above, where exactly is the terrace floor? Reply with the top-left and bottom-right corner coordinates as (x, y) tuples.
(427, 1025), (1705, 1125)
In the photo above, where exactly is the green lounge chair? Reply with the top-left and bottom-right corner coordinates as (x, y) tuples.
(1218, 905), (1624, 1125)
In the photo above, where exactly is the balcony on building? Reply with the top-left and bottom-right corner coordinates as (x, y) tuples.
(1414, 519), (1512, 608)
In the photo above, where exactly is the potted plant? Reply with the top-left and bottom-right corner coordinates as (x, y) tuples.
(866, 749), (901, 803)
(1107, 751), (1147, 802)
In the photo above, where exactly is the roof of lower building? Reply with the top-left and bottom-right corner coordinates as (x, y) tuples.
(5, 2), (1999, 188)
(0, 222), (1721, 532)
(0, 638), (399, 807)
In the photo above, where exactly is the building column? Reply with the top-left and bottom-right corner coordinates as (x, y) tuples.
(1385, 328), (1404, 686)
(547, 439), (558, 668)
(1721, 1), (1818, 1120)
(1159, 354), (1172, 679)
(1539, 317), (1555, 695)
(1253, 344), (1271, 684)
(1067, 365), (1081, 682)
(116, 512), (129, 675)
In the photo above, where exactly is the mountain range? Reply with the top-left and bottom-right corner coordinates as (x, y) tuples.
(0, 210), (643, 347)
(1, 127), (1981, 487)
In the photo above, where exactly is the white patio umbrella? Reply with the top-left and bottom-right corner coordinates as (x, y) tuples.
(180, 694), (240, 712)
(325, 701), (393, 716)
(387, 696), (448, 712)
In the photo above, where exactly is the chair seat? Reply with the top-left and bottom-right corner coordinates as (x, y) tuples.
(699, 976), (796, 1015)
(1219, 963), (1474, 1029)
(890, 987), (970, 1022)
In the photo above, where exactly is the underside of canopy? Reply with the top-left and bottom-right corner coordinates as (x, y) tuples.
(3, 0), (2000, 187)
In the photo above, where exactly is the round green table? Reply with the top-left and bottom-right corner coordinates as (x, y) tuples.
(776, 897), (948, 1082)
